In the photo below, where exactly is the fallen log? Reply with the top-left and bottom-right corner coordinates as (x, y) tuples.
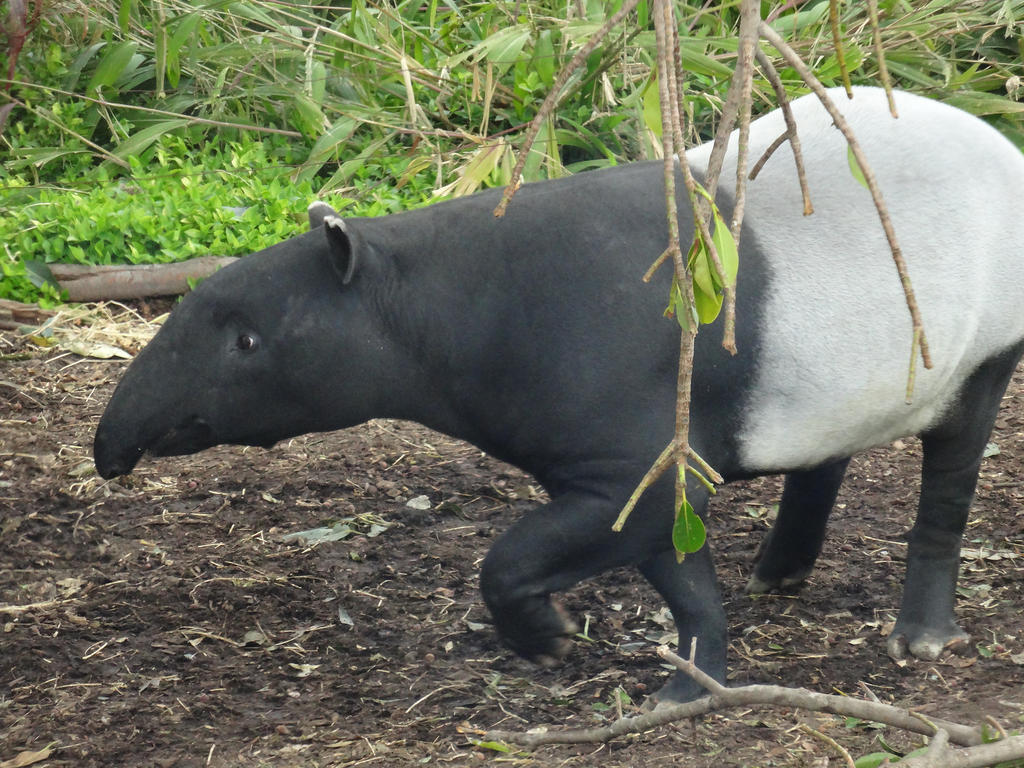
(49, 256), (239, 302)
(0, 299), (55, 330)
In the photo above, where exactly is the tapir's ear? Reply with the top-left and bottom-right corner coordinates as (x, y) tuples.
(307, 200), (339, 230)
(322, 215), (358, 285)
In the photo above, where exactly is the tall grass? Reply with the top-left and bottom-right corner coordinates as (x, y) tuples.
(1, 1), (1022, 302)
(4, 0), (1022, 192)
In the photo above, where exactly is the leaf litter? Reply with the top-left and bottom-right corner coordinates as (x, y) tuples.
(1, 311), (1023, 766)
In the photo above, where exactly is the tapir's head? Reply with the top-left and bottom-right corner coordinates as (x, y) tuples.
(94, 203), (387, 479)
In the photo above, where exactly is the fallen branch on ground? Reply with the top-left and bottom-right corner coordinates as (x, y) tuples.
(483, 642), (1024, 767)
(47, 256), (238, 302)
(0, 300), (54, 330)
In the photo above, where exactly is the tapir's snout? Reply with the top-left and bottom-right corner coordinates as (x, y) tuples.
(94, 411), (216, 479)
(93, 420), (144, 479)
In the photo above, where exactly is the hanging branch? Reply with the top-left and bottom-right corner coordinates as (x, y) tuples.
(866, 0), (898, 117)
(722, 0), (759, 349)
(492, 0), (642, 218)
(750, 48), (814, 215)
(829, 0), (854, 98)
(758, 22), (932, 384)
(654, 0), (698, 533)
(614, 0), (759, 536)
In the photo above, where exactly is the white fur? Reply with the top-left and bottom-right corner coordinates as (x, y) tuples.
(686, 88), (1024, 472)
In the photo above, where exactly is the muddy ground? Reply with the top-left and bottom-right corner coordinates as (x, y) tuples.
(1, 306), (1022, 767)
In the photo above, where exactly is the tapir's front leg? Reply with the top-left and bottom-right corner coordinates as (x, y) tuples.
(479, 479), (727, 703)
(747, 458), (850, 593)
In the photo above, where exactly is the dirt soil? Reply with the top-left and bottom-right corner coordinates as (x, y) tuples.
(2, 306), (1023, 768)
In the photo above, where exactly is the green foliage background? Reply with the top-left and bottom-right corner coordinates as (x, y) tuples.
(2, 0), (1023, 304)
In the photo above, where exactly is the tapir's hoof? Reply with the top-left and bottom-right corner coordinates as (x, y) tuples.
(886, 625), (971, 661)
(745, 567), (812, 594)
(527, 603), (579, 666)
(498, 599), (579, 666)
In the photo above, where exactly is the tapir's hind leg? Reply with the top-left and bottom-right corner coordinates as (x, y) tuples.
(889, 347), (1023, 660)
(746, 458), (850, 594)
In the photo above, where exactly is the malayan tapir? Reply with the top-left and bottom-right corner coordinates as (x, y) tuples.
(93, 87), (1024, 704)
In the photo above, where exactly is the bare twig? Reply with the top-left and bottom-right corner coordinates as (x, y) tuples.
(758, 22), (932, 381)
(752, 48), (814, 215)
(719, 0), (761, 351)
(829, 0), (854, 98)
(0, 598), (68, 614)
(865, 0), (898, 117)
(798, 723), (857, 768)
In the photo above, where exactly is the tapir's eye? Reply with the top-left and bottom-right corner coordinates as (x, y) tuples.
(236, 333), (259, 352)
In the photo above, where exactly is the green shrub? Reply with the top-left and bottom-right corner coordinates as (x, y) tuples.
(2, 0), (1022, 303)
(0, 132), (437, 304)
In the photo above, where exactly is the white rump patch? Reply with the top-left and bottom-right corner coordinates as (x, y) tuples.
(686, 87), (1024, 472)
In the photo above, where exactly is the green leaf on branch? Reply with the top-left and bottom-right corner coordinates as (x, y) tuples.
(664, 274), (694, 332)
(672, 495), (706, 560)
(685, 191), (737, 325)
(692, 279), (724, 324)
(710, 208), (739, 288)
(847, 145), (869, 189)
(641, 75), (661, 140)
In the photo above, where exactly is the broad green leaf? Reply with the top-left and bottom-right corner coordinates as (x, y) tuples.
(769, 2), (829, 36)
(87, 41), (138, 96)
(168, 12), (201, 57)
(948, 61), (983, 89)
(471, 27), (531, 76)
(883, 60), (940, 90)
(227, 1), (278, 29)
(689, 237), (716, 298)
(678, 39), (734, 79)
(710, 208), (739, 287)
(852, 751), (896, 768)
(165, 11), (202, 90)
(692, 280), (723, 324)
(534, 29), (555, 87)
(24, 261), (60, 292)
(118, 0), (133, 34)
(290, 94), (326, 138)
(631, 34), (735, 79)
(307, 59), (327, 105)
(847, 145), (869, 189)
(319, 135), (393, 190)
(470, 740), (512, 754)
(664, 275), (693, 332)
(642, 76), (661, 141)
(64, 42), (106, 91)
(294, 117), (358, 185)
(943, 91), (1024, 116)
(99, 119), (190, 171)
(815, 45), (865, 84)
(672, 497), (706, 558)
(7, 146), (86, 172)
